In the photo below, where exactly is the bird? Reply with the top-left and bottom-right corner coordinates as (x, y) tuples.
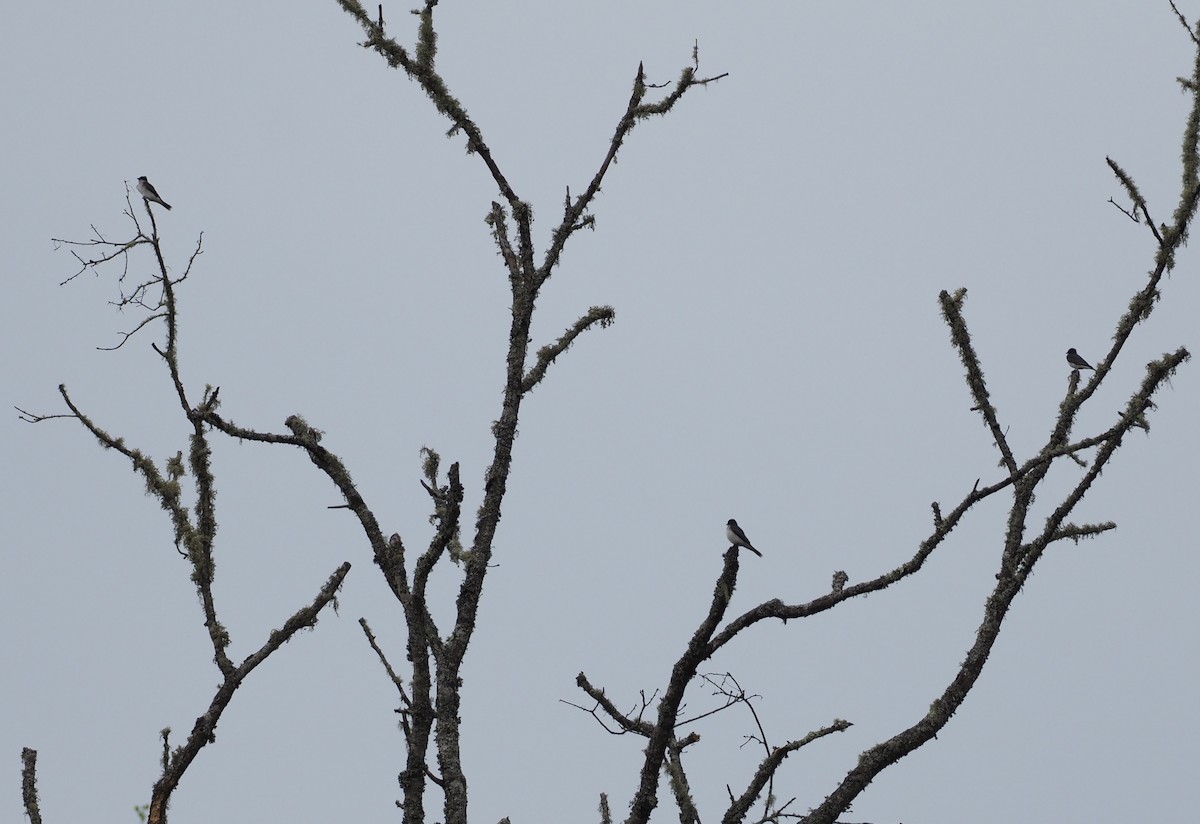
(725, 519), (763, 557)
(136, 176), (172, 210)
(1066, 348), (1094, 371)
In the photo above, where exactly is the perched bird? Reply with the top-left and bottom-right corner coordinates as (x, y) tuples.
(136, 176), (172, 210)
(725, 519), (763, 557)
(1066, 348), (1094, 371)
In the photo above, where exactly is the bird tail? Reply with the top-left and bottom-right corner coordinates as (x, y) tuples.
(746, 546), (763, 558)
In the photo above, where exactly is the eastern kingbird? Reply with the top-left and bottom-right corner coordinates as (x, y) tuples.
(1066, 348), (1094, 371)
(725, 519), (763, 557)
(136, 176), (172, 210)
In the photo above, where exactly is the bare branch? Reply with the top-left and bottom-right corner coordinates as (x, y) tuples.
(98, 312), (166, 351)
(800, 359), (1190, 824)
(485, 201), (523, 282)
(540, 59), (726, 289)
(938, 288), (1018, 475)
(1106, 156), (1166, 247)
(724, 721), (851, 824)
(360, 617), (411, 708)
(15, 405), (77, 423)
(664, 742), (700, 824)
(21, 748), (42, 824)
(56, 384), (197, 560)
(146, 562), (350, 824)
(52, 225), (142, 286)
(337, 0), (522, 205)
(522, 306), (616, 393)
(1171, 0), (1199, 45)
(624, 548), (743, 824)
(571, 673), (656, 736)
(1047, 521), (1117, 544)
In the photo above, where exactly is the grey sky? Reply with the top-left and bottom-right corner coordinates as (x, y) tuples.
(4, 2), (1198, 822)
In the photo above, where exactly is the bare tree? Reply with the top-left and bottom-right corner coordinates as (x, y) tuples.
(565, 8), (1199, 824)
(17, 4), (1197, 824)
(26, 189), (353, 824)
(20, 3), (724, 824)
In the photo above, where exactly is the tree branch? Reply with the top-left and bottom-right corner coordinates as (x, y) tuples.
(21, 748), (42, 824)
(147, 562), (350, 824)
(521, 306), (616, 393)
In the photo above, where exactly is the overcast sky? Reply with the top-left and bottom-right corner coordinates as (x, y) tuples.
(4, 2), (1198, 823)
